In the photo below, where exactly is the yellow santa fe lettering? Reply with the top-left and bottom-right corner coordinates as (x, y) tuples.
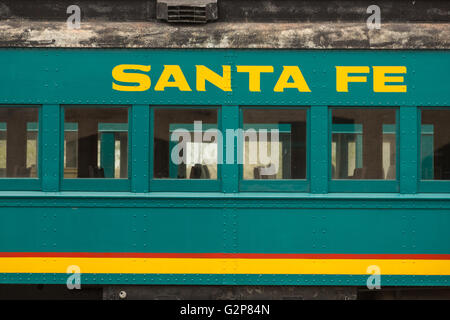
(112, 64), (151, 92)
(236, 66), (274, 92)
(154, 65), (192, 91)
(274, 66), (311, 92)
(336, 66), (370, 92)
(196, 65), (232, 92)
(373, 66), (407, 92)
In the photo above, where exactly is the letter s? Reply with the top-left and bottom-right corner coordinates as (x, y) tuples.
(112, 64), (151, 91)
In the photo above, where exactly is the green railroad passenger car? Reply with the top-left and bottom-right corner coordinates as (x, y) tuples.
(0, 0), (449, 300)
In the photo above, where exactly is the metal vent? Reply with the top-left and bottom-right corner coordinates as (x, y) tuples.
(157, 0), (218, 23)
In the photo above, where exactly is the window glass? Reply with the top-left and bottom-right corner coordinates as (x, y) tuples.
(154, 108), (218, 179)
(332, 108), (396, 180)
(421, 109), (450, 180)
(0, 108), (39, 178)
(64, 107), (128, 178)
(242, 109), (306, 180)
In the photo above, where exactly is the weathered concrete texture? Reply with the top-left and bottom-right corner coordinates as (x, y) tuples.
(0, 19), (448, 49)
(0, 0), (449, 23)
(218, 0), (450, 23)
(0, 0), (153, 21)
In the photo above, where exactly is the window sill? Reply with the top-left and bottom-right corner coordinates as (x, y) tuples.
(149, 179), (221, 192)
(60, 179), (130, 192)
(239, 180), (308, 192)
(0, 179), (41, 191)
(419, 181), (450, 193)
(329, 180), (398, 193)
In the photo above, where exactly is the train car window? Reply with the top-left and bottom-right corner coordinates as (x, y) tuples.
(64, 107), (128, 179)
(242, 109), (306, 180)
(331, 108), (396, 180)
(153, 108), (218, 179)
(0, 108), (39, 178)
(421, 109), (450, 180)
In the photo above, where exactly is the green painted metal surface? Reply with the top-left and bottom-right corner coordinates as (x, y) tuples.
(0, 49), (448, 286)
(400, 106), (419, 194)
(0, 202), (448, 254)
(310, 106), (328, 193)
(221, 106), (239, 193)
(1, 273), (449, 287)
(131, 105), (149, 193)
(0, 49), (449, 106)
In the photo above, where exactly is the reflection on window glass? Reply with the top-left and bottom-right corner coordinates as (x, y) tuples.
(0, 108), (39, 178)
(332, 108), (396, 180)
(154, 108), (218, 179)
(64, 107), (128, 178)
(421, 109), (450, 180)
(242, 109), (306, 180)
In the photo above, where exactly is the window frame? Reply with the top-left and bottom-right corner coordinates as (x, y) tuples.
(149, 105), (222, 192)
(328, 106), (400, 193)
(0, 105), (42, 191)
(418, 106), (450, 193)
(238, 106), (309, 193)
(60, 105), (131, 192)
(0, 104), (446, 195)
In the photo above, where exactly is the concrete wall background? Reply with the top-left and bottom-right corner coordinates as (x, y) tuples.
(0, 0), (448, 48)
(0, 0), (449, 22)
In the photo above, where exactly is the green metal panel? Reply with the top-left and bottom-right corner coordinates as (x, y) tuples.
(222, 106), (239, 193)
(400, 106), (418, 194)
(0, 191), (449, 285)
(60, 179), (130, 191)
(131, 105), (149, 193)
(149, 179), (221, 192)
(1, 273), (449, 287)
(42, 105), (60, 191)
(419, 181), (450, 193)
(0, 49), (448, 106)
(0, 195), (449, 254)
(148, 106), (155, 184)
(310, 106), (328, 193)
(0, 178), (41, 191)
(239, 180), (308, 192)
(329, 180), (398, 193)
